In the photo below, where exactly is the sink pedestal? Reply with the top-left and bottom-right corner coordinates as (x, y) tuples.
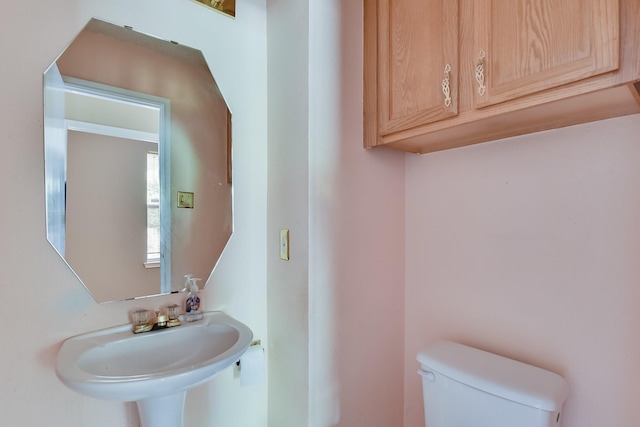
(137, 391), (187, 427)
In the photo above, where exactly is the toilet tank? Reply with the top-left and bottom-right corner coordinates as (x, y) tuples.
(417, 341), (569, 427)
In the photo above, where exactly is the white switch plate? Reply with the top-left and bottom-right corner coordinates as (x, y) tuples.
(280, 229), (289, 260)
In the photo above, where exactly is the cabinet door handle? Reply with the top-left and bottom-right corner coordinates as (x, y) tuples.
(441, 64), (452, 108)
(475, 49), (486, 96)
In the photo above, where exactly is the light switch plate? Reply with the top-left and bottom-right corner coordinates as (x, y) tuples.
(280, 229), (289, 260)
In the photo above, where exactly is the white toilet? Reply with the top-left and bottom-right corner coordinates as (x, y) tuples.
(417, 341), (569, 427)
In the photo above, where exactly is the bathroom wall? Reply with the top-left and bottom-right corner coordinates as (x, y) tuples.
(0, 0), (267, 426)
(265, 0), (311, 424)
(404, 114), (640, 427)
(308, 2), (406, 426)
(266, 0), (406, 425)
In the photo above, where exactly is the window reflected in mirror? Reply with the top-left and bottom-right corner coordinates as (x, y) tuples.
(146, 151), (160, 267)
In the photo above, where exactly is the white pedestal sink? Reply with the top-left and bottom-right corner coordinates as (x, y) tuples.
(56, 311), (253, 427)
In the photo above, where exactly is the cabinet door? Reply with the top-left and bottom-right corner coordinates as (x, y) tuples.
(378, 0), (459, 135)
(473, 0), (619, 108)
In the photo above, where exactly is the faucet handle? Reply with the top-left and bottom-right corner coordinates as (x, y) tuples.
(166, 304), (182, 327)
(131, 309), (153, 334)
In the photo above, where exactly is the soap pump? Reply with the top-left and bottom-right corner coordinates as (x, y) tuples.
(184, 275), (203, 322)
(182, 274), (193, 292)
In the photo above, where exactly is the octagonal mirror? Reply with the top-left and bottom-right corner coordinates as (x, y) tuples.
(43, 18), (233, 303)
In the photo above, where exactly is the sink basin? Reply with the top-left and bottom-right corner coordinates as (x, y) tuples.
(56, 311), (253, 426)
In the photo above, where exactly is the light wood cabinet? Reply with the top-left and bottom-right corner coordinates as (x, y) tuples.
(473, 0), (619, 107)
(364, 0), (640, 154)
(377, 0), (459, 134)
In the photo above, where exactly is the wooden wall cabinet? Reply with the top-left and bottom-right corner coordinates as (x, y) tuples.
(376, 0), (459, 135)
(364, 0), (640, 154)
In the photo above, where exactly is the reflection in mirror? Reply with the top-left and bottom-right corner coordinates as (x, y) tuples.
(44, 18), (233, 303)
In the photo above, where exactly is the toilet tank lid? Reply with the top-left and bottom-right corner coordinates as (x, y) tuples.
(417, 341), (569, 412)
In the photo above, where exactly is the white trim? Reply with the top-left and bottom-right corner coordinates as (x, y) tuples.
(65, 119), (159, 143)
(61, 77), (172, 294)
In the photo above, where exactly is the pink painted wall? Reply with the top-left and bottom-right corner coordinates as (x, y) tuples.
(308, 1), (406, 425)
(404, 114), (640, 427)
(267, 1), (406, 426)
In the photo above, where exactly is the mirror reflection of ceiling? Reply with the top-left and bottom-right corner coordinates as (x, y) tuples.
(65, 92), (160, 134)
(44, 18), (233, 303)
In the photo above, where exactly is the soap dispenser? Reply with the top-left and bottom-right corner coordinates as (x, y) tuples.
(184, 275), (203, 322)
